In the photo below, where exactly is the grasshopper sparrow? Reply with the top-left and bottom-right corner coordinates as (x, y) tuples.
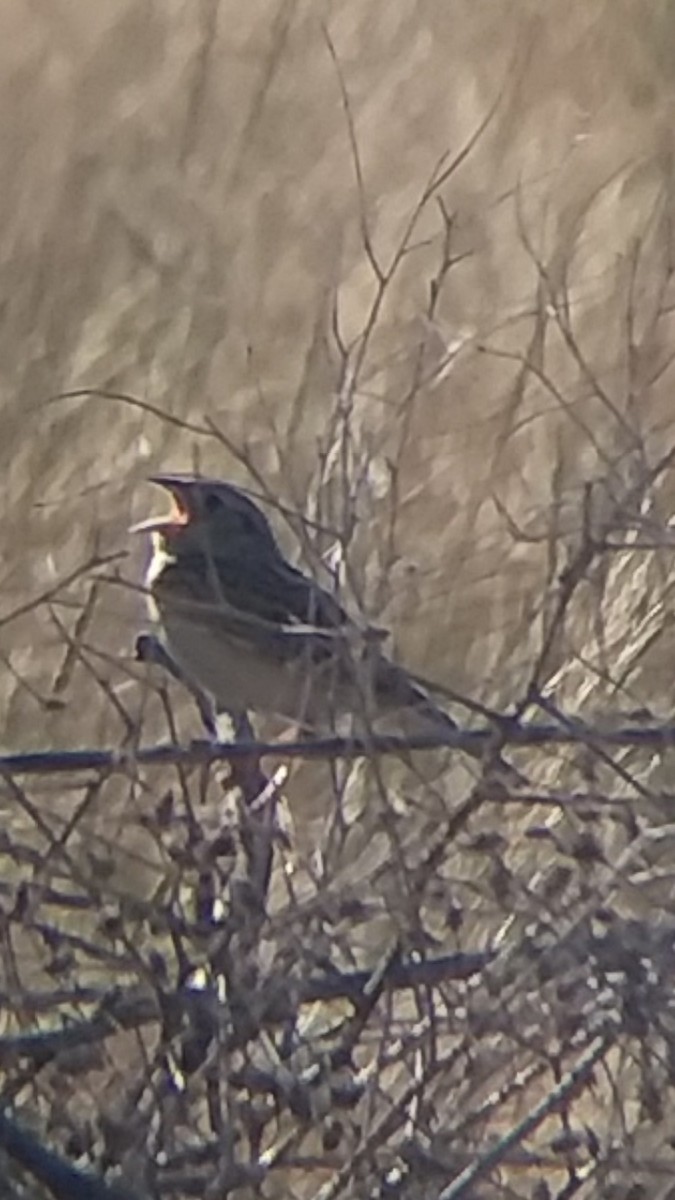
(132, 475), (495, 749)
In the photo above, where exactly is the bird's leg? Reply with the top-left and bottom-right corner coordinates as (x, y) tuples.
(135, 633), (278, 904)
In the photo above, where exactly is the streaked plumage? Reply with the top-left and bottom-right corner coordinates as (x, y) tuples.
(133, 475), (473, 739)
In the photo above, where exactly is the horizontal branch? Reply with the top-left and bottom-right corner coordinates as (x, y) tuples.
(0, 951), (493, 1068)
(0, 720), (673, 777)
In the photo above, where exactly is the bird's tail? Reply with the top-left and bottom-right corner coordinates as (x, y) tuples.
(373, 659), (522, 780)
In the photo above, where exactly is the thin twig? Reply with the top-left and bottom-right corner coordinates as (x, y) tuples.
(436, 1035), (612, 1200)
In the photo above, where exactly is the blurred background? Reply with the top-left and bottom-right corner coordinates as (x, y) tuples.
(4, 0), (675, 751)
(2, 2), (675, 1196)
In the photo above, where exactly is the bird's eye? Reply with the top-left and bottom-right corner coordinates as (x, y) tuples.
(204, 491), (222, 516)
(237, 511), (260, 535)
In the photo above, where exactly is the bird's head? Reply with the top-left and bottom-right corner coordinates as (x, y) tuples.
(131, 475), (279, 558)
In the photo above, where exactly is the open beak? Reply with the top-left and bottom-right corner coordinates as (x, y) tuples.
(129, 475), (193, 534)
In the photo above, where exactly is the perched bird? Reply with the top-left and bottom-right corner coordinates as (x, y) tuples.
(131, 475), (499, 754)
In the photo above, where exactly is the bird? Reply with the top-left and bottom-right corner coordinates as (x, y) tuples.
(131, 474), (507, 759)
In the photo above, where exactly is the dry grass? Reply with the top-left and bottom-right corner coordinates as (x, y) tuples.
(3, 1), (675, 1197)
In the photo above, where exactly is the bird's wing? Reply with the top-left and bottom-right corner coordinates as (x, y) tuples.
(151, 552), (363, 665)
(166, 549), (350, 626)
(250, 556), (352, 629)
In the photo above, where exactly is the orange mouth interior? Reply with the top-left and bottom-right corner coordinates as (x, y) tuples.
(166, 489), (189, 525)
(129, 486), (191, 534)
